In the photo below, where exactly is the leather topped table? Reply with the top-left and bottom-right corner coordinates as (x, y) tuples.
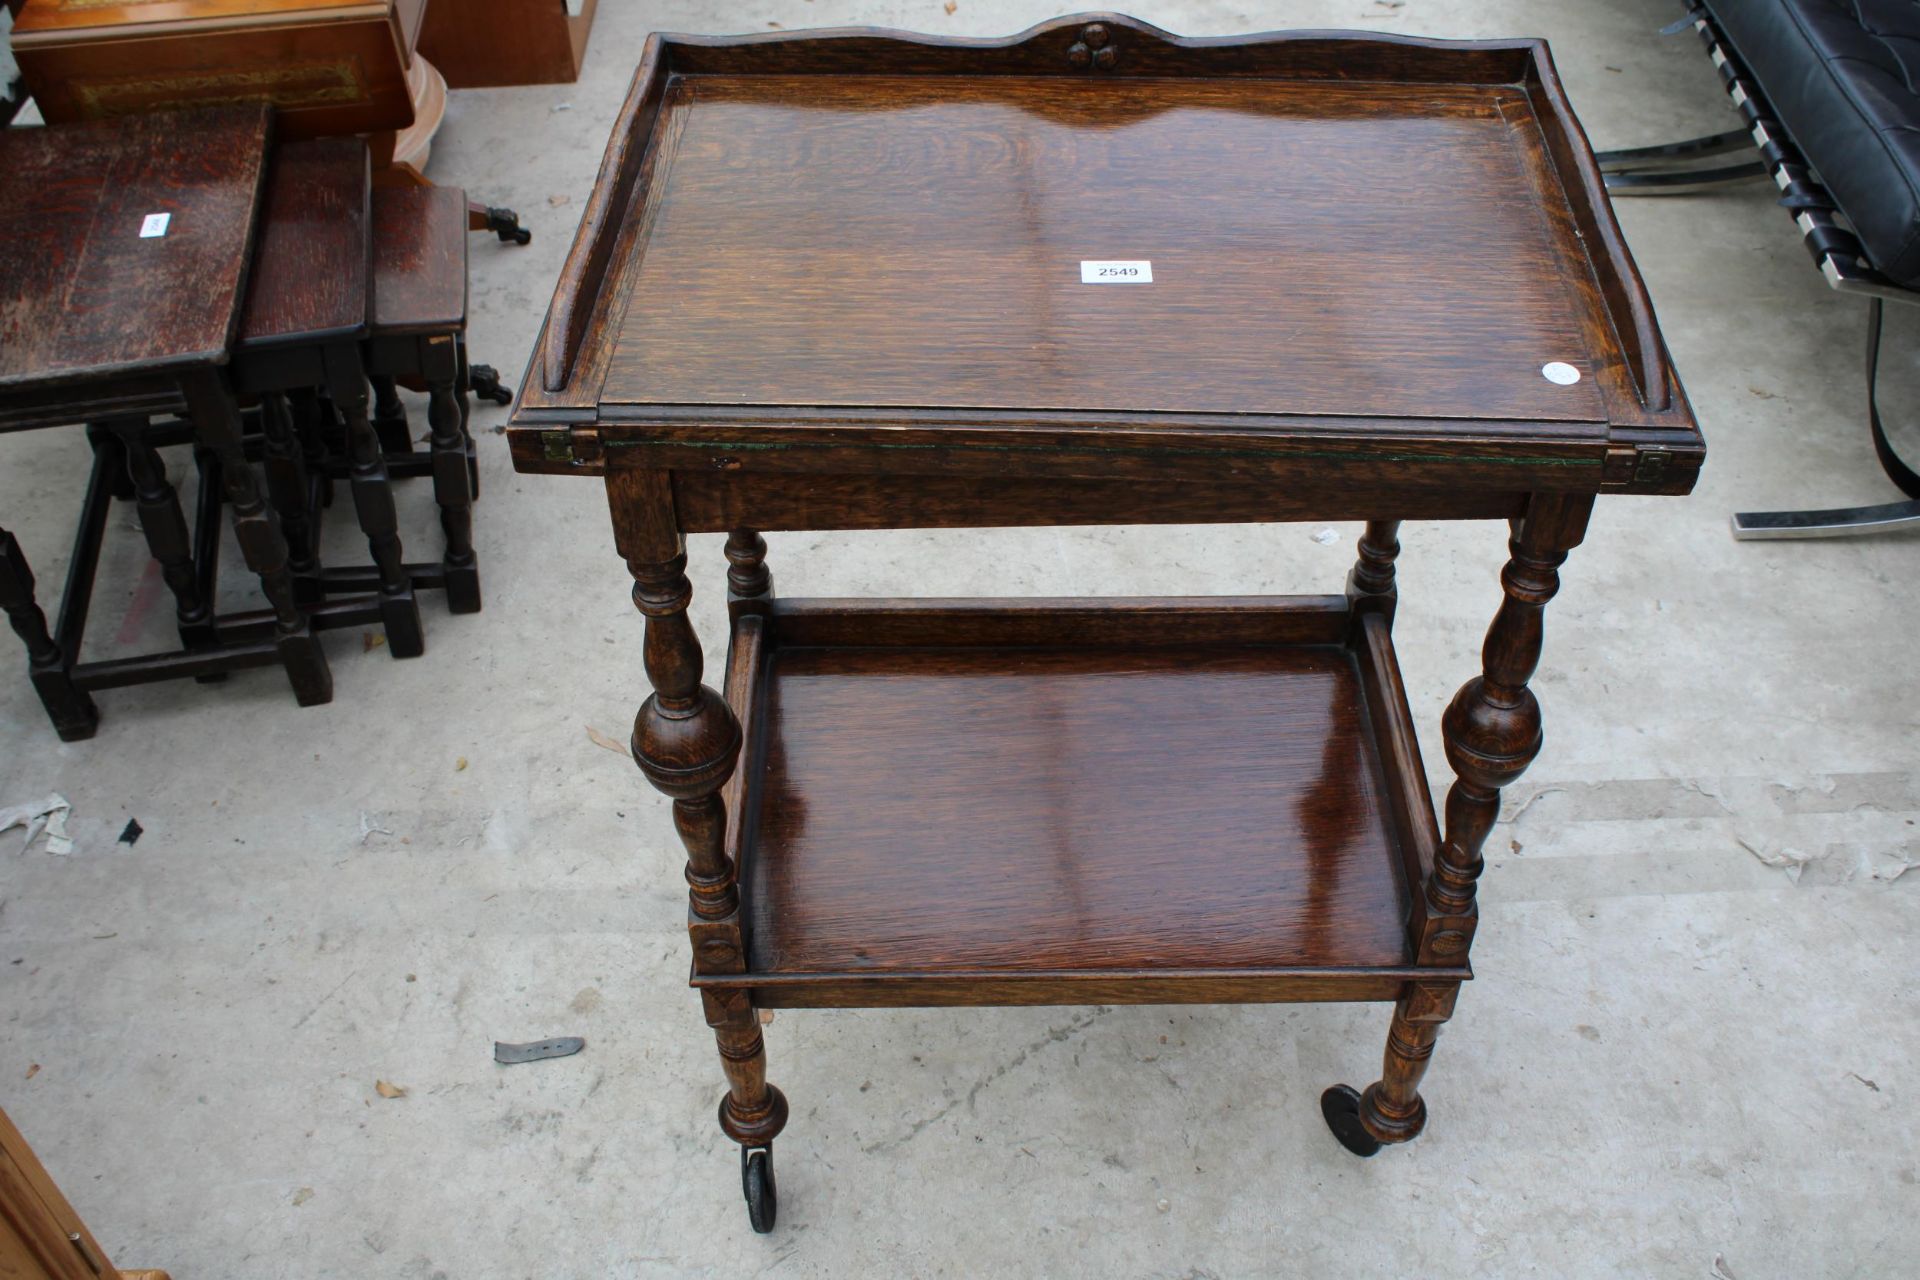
(507, 14), (1705, 1232)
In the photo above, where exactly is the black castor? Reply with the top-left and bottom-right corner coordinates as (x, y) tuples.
(480, 206), (532, 246)
(741, 1145), (777, 1233)
(469, 363), (513, 406)
(1320, 1085), (1382, 1157)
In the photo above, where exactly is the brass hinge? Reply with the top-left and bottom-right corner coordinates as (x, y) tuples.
(538, 428), (602, 466)
(1605, 446), (1675, 488)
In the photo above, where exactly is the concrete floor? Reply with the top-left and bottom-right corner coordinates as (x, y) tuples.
(3, 1), (1917, 1275)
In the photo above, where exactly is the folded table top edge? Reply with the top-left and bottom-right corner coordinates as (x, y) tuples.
(509, 13), (1700, 495)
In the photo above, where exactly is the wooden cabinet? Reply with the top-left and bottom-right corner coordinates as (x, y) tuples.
(0, 1107), (168, 1280)
(417, 0), (596, 87)
(10, 0), (426, 138)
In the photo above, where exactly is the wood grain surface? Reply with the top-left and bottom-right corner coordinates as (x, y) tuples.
(512, 16), (1704, 501)
(0, 1105), (134, 1280)
(416, 0), (596, 88)
(14, 0), (393, 33)
(0, 104), (269, 390)
(608, 75), (1604, 422)
(11, 0), (418, 140)
(369, 184), (466, 333)
(667, 467), (1531, 532)
(239, 137), (370, 346)
(744, 642), (1412, 975)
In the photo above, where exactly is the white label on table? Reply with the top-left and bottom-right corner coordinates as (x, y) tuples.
(1080, 259), (1152, 284)
(139, 212), (171, 238)
(1541, 361), (1582, 385)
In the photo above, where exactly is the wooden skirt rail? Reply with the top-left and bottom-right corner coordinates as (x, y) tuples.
(669, 470), (1530, 532)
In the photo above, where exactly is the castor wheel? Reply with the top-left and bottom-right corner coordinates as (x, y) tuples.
(1320, 1085), (1382, 1157)
(480, 206), (532, 246)
(468, 363), (513, 406)
(740, 1145), (777, 1233)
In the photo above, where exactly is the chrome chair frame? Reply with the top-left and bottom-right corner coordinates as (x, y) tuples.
(1598, 5), (1920, 538)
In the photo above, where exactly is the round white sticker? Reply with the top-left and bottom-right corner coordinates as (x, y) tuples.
(1541, 361), (1582, 385)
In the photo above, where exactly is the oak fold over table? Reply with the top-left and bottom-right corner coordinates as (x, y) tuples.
(508, 14), (1703, 1232)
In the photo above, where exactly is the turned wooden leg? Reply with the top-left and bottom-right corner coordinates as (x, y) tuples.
(101, 428), (137, 501)
(1346, 519), (1400, 619)
(330, 348), (424, 658)
(724, 528), (772, 618)
(180, 369), (332, 707)
(288, 388), (335, 510)
(0, 527), (98, 740)
(425, 336), (481, 614)
(1416, 494), (1591, 958)
(455, 334), (480, 500)
(370, 373), (412, 455)
(112, 417), (217, 651)
(1326, 494), (1592, 1155)
(704, 984), (788, 1233)
(703, 988), (790, 1147)
(609, 469), (785, 1230)
(1345, 517), (1400, 635)
(259, 393), (323, 609)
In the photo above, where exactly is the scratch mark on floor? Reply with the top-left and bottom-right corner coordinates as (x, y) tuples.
(291, 968), (358, 1030)
(861, 1008), (1111, 1154)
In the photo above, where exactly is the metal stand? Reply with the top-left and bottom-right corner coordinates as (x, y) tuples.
(1731, 498), (1920, 538)
(1598, 127), (1767, 194)
(1733, 299), (1920, 537)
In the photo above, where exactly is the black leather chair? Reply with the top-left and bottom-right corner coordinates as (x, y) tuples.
(1600, 0), (1920, 536)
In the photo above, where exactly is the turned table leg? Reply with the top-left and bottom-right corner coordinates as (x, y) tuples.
(180, 369), (333, 707)
(455, 335), (481, 500)
(725, 528), (772, 617)
(112, 417), (217, 652)
(424, 335), (481, 614)
(329, 346), (425, 658)
(1325, 494), (1592, 1156)
(609, 471), (787, 1231)
(259, 393), (323, 609)
(370, 373), (412, 455)
(0, 527), (98, 740)
(1346, 519), (1401, 620)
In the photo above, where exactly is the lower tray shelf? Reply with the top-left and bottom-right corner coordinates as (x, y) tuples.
(704, 596), (1454, 1008)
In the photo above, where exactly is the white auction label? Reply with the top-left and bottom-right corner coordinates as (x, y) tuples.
(139, 212), (171, 238)
(1541, 361), (1581, 385)
(1080, 259), (1152, 284)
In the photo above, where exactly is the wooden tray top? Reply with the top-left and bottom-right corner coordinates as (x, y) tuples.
(512, 14), (1702, 496)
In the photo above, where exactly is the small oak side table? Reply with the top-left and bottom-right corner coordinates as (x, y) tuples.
(508, 15), (1705, 1232)
(0, 104), (331, 739)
